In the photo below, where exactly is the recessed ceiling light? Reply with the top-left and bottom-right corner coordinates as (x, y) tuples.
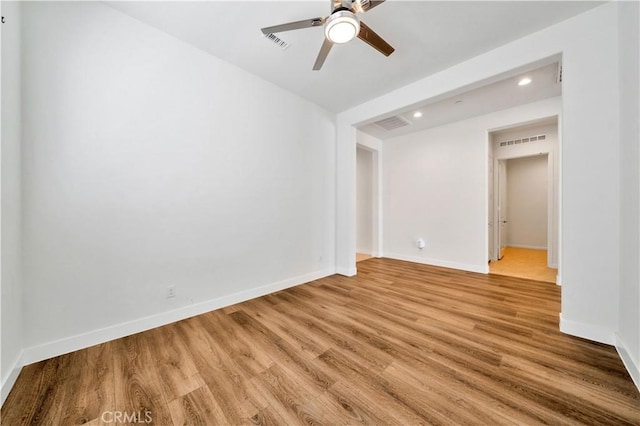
(413, 111), (422, 118)
(518, 77), (532, 86)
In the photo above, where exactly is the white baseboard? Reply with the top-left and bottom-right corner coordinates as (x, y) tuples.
(615, 333), (640, 393)
(21, 268), (335, 367)
(356, 248), (372, 255)
(1, 350), (24, 407)
(559, 313), (615, 345)
(507, 244), (547, 250)
(555, 274), (561, 286)
(384, 252), (488, 274)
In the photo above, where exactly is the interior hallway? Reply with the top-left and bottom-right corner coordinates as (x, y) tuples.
(490, 247), (557, 283)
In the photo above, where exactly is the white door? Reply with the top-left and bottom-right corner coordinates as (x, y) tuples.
(498, 160), (508, 260)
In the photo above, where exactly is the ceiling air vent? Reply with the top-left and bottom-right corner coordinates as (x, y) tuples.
(373, 115), (411, 131)
(263, 33), (290, 50)
(499, 134), (547, 148)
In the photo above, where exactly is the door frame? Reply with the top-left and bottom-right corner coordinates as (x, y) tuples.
(497, 159), (508, 260)
(489, 125), (558, 270)
(356, 138), (383, 259)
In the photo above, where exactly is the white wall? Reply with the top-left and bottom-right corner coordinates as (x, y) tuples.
(617, 1), (640, 389)
(337, 3), (622, 346)
(20, 1), (336, 362)
(356, 147), (373, 254)
(1, 0), (24, 404)
(559, 4), (620, 345)
(382, 98), (560, 273)
(506, 155), (548, 249)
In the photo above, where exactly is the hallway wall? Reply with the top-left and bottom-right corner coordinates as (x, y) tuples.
(356, 147), (373, 254)
(506, 155), (548, 249)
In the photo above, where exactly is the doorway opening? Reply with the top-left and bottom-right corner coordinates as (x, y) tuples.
(488, 117), (559, 283)
(356, 143), (379, 263)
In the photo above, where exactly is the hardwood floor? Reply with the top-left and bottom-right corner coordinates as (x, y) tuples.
(490, 247), (558, 283)
(3, 258), (639, 425)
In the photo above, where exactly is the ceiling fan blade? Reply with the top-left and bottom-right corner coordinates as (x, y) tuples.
(261, 17), (325, 35)
(357, 21), (394, 56)
(313, 38), (334, 70)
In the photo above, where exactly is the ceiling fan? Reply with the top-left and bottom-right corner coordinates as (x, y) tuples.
(260, 0), (394, 70)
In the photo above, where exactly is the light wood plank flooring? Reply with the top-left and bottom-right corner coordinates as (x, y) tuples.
(490, 247), (558, 283)
(356, 252), (372, 262)
(3, 258), (639, 425)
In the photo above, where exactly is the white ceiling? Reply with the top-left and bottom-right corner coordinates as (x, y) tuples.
(106, 1), (600, 113)
(359, 60), (562, 140)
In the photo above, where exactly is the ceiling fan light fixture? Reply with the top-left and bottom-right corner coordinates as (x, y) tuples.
(325, 10), (360, 44)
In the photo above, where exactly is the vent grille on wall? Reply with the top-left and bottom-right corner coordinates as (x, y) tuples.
(499, 134), (546, 147)
(373, 115), (411, 131)
(264, 33), (290, 50)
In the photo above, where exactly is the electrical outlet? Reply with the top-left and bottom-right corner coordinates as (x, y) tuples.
(166, 285), (176, 298)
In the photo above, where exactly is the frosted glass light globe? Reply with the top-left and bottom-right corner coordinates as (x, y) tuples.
(325, 11), (360, 44)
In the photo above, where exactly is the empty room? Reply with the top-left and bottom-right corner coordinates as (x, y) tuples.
(1, 1), (639, 424)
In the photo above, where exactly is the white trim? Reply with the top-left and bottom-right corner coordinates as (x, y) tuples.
(555, 274), (561, 286)
(372, 147), (383, 260)
(336, 266), (357, 277)
(356, 249), (372, 255)
(21, 268), (335, 366)
(506, 244), (548, 250)
(559, 313), (615, 345)
(384, 252), (489, 274)
(356, 134), (384, 270)
(356, 136), (381, 152)
(615, 333), (640, 393)
(0, 0), (3, 403)
(1, 351), (24, 406)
